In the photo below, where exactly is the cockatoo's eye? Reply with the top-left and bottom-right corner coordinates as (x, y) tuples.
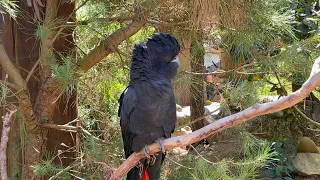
(171, 56), (179, 64)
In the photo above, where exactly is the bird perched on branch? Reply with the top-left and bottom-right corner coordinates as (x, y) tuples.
(118, 33), (180, 180)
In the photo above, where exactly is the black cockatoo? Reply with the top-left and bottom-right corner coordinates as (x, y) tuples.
(118, 33), (180, 180)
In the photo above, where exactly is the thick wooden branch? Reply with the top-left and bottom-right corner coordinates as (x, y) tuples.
(77, 20), (145, 72)
(0, 43), (37, 130)
(0, 43), (26, 89)
(77, 0), (169, 73)
(0, 42), (38, 132)
(0, 109), (17, 180)
(272, 71), (320, 128)
(109, 56), (320, 180)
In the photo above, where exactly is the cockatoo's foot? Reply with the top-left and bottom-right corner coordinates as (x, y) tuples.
(143, 146), (151, 159)
(157, 138), (166, 153)
(143, 145), (157, 165)
(149, 154), (156, 165)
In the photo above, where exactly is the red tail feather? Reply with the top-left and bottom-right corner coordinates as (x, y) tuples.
(142, 168), (150, 180)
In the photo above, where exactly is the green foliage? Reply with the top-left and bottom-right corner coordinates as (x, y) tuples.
(0, 0), (18, 19)
(128, 27), (155, 43)
(258, 33), (320, 86)
(84, 137), (108, 162)
(166, 133), (275, 180)
(35, 24), (53, 41)
(271, 110), (303, 142)
(221, 80), (260, 111)
(291, 0), (320, 39)
(32, 152), (72, 179)
(192, 159), (231, 180)
(80, 133), (124, 179)
(98, 69), (127, 122)
(33, 160), (57, 177)
(234, 133), (276, 179)
(229, 0), (320, 89)
(265, 140), (297, 179)
(51, 55), (76, 96)
(220, 0), (297, 62)
(79, 104), (124, 162)
(191, 43), (205, 58)
(52, 56), (74, 85)
(77, 0), (123, 21)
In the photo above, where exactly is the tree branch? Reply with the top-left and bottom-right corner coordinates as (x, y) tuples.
(77, 0), (169, 73)
(271, 73), (320, 127)
(41, 123), (79, 132)
(41, 123), (111, 145)
(183, 64), (255, 75)
(184, 70), (272, 76)
(77, 20), (145, 72)
(0, 80), (19, 90)
(109, 56), (320, 180)
(98, 16), (134, 22)
(0, 43), (26, 89)
(293, 105), (320, 128)
(0, 109), (17, 180)
(76, 16), (135, 25)
(0, 42), (38, 132)
(25, 58), (40, 84)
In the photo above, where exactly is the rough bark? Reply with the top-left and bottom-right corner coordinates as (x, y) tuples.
(47, 1), (78, 165)
(0, 42), (38, 131)
(110, 56), (320, 180)
(38, 0), (59, 82)
(0, 109), (16, 180)
(22, 131), (47, 180)
(1, 14), (41, 179)
(19, 1), (61, 178)
(22, 1), (78, 178)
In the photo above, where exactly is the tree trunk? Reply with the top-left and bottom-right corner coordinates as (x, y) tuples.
(190, 42), (205, 131)
(1, 1), (76, 179)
